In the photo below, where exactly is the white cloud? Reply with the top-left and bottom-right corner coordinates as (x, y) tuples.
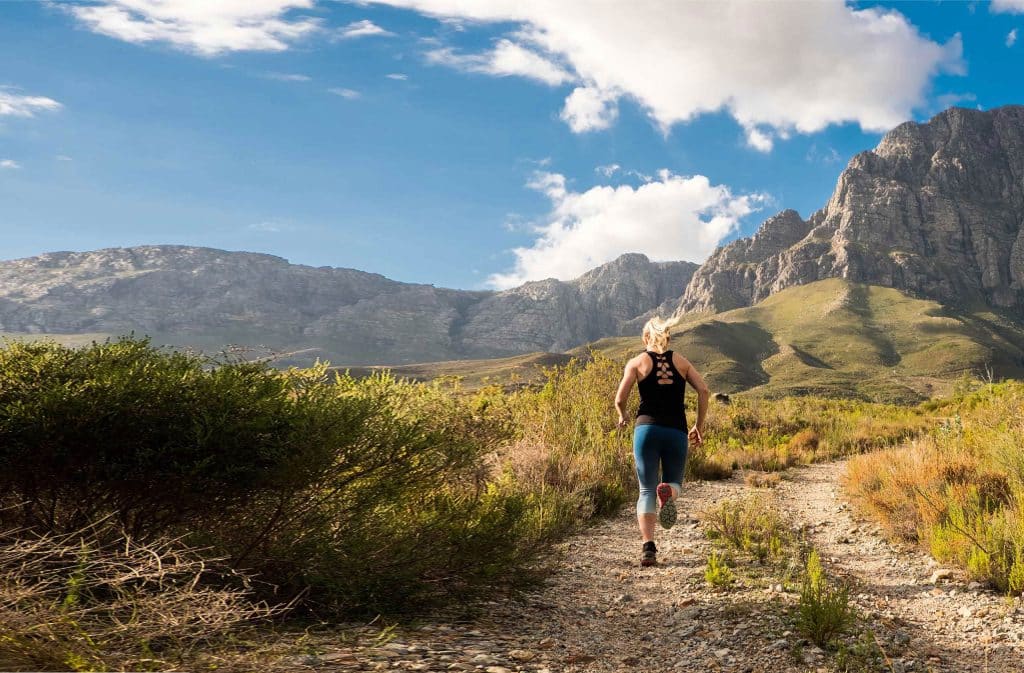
(371, 1), (963, 145)
(1008, 29), (1019, 47)
(426, 39), (573, 86)
(265, 72), (312, 81)
(560, 86), (617, 132)
(385, 73), (409, 80)
(743, 125), (775, 153)
(67, 1), (321, 56)
(992, 0), (1024, 13)
(487, 170), (763, 288)
(0, 160), (21, 169)
(595, 163), (620, 177)
(337, 19), (395, 39)
(56, 155), (74, 161)
(0, 88), (62, 117)
(328, 87), (361, 99)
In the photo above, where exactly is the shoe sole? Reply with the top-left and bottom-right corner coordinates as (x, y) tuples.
(657, 483), (677, 529)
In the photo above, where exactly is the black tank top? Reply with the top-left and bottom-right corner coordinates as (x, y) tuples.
(636, 350), (688, 431)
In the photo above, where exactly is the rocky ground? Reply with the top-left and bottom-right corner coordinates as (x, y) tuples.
(292, 463), (1023, 673)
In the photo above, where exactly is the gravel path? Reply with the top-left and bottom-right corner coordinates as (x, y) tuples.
(303, 463), (1023, 673)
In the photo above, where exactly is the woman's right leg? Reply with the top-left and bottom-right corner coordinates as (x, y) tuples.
(633, 425), (660, 542)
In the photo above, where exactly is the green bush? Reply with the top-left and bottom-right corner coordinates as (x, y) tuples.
(796, 550), (854, 646)
(704, 551), (735, 588)
(0, 338), (546, 613)
(0, 337), (347, 537)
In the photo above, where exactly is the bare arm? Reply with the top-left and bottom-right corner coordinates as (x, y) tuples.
(674, 354), (710, 444)
(614, 359), (638, 428)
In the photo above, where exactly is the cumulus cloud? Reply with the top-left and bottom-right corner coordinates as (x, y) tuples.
(560, 86), (618, 132)
(1008, 28), (1019, 47)
(0, 160), (21, 169)
(328, 87), (361, 99)
(487, 170), (763, 289)
(385, 73), (409, 80)
(992, 0), (1024, 13)
(426, 38), (573, 86)
(0, 88), (62, 117)
(336, 19), (394, 39)
(67, 0), (321, 56)
(595, 163), (620, 177)
(371, 1), (963, 147)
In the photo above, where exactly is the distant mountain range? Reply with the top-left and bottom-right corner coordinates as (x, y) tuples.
(0, 245), (694, 365)
(3, 105), (1024, 394)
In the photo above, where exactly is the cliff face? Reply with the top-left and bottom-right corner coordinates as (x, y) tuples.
(677, 106), (1024, 315)
(0, 246), (696, 364)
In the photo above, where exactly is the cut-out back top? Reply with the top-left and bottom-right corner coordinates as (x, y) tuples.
(636, 350), (687, 431)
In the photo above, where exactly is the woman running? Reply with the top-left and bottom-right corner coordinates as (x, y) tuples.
(614, 316), (709, 567)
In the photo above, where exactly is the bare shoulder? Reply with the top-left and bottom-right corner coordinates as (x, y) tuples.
(625, 352), (647, 370)
(671, 351), (692, 373)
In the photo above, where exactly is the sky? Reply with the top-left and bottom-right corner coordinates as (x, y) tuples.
(1, 1), (1023, 290)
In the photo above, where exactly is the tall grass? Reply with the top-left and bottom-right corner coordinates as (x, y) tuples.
(846, 381), (1024, 593)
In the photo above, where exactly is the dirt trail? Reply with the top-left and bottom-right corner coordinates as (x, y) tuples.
(315, 463), (1023, 673)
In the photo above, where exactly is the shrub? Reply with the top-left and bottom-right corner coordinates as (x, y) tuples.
(845, 381), (1024, 594)
(0, 337), (347, 538)
(702, 496), (790, 563)
(796, 550), (854, 646)
(0, 338), (544, 614)
(704, 551), (734, 588)
(745, 472), (782, 488)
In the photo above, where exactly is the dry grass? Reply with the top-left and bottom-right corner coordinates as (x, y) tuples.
(0, 523), (277, 672)
(745, 472), (782, 489)
(844, 381), (1024, 592)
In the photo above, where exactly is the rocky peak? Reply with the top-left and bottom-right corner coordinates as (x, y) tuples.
(676, 105), (1024, 316)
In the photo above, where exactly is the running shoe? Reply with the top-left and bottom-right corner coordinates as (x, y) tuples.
(641, 540), (657, 567)
(657, 483), (677, 529)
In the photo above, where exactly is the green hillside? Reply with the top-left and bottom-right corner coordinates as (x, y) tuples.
(581, 279), (1024, 403)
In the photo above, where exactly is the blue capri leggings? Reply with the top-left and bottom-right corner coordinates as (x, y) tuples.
(633, 424), (688, 515)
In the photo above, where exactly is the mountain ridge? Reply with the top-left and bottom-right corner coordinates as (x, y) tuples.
(675, 105), (1024, 316)
(0, 245), (696, 365)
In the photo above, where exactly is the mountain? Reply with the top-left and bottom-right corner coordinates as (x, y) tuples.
(676, 105), (1024, 315)
(586, 278), (1024, 403)
(0, 246), (696, 365)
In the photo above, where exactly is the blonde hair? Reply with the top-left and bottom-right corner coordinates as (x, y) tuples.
(642, 315), (680, 354)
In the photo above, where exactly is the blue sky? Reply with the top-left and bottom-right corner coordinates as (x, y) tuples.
(1, 1), (1023, 289)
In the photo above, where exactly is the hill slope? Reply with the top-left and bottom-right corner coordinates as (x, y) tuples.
(585, 278), (1024, 402)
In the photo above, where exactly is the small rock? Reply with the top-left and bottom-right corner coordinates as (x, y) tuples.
(537, 637), (557, 649)
(508, 650), (536, 662)
(485, 667), (512, 673)
(930, 569), (954, 583)
(614, 593), (633, 603)
(714, 648), (730, 658)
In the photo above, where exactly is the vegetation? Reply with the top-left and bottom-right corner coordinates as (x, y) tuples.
(4, 331), (1023, 668)
(581, 279), (1024, 403)
(796, 550), (854, 647)
(846, 380), (1024, 593)
(704, 551), (735, 588)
